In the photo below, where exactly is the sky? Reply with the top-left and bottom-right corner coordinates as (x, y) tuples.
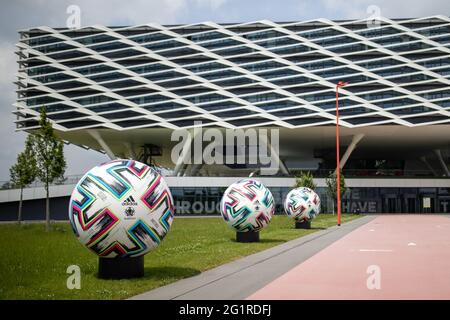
(0, 0), (449, 181)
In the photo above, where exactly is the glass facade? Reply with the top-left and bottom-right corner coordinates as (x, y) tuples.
(15, 17), (450, 131)
(170, 186), (450, 215)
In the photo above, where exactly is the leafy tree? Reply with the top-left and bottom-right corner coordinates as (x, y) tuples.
(326, 170), (347, 212)
(29, 108), (66, 231)
(294, 171), (317, 190)
(9, 136), (37, 223)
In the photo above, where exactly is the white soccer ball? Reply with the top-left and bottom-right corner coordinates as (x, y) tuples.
(284, 187), (321, 222)
(68, 159), (174, 258)
(220, 179), (275, 232)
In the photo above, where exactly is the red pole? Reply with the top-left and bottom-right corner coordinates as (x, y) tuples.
(336, 85), (341, 226)
(335, 81), (347, 226)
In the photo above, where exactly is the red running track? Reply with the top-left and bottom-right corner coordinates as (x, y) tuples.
(248, 215), (450, 300)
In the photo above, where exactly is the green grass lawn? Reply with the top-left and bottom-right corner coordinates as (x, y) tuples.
(0, 214), (360, 300)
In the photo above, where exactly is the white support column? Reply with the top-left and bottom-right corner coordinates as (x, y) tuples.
(278, 158), (290, 176)
(124, 142), (137, 160)
(87, 130), (116, 160)
(173, 127), (205, 176)
(182, 164), (192, 177)
(188, 163), (203, 176)
(173, 133), (193, 177)
(265, 136), (289, 176)
(340, 133), (365, 169)
(420, 156), (438, 176)
(178, 164), (189, 177)
(249, 169), (259, 177)
(434, 149), (450, 177)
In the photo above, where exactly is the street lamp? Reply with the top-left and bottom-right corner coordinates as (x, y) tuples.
(336, 80), (348, 226)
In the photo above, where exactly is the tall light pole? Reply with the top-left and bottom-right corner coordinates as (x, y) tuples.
(336, 80), (348, 226)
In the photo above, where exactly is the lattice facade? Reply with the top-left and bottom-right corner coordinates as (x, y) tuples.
(15, 16), (450, 131)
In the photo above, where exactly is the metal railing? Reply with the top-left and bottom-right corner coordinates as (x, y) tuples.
(0, 174), (85, 191)
(0, 169), (447, 191)
(288, 169), (444, 178)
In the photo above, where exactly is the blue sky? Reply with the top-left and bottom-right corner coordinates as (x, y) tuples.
(0, 0), (449, 181)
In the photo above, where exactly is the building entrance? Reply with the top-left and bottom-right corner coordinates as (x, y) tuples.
(402, 195), (417, 213)
(382, 196), (399, 213)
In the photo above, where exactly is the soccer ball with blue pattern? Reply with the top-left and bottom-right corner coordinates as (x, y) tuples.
(68, 159), (174, 258)
(220, 179), (275, 232)
(284, 187), (321, 222)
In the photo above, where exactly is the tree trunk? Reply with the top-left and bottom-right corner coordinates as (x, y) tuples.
(18, 187), (23, 224)
(45, 182), (50, 232)
(331, 197), (336, 215)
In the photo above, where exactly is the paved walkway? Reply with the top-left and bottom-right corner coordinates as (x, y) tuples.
(131, 214), (450, 300)
(249, 214), (450, 300)
(131, 215), (373, 300)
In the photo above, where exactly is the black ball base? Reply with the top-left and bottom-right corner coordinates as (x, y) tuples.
(98, 256), (144, 279)
(236, 231), (260, 242)
(295, 220), (311, 229)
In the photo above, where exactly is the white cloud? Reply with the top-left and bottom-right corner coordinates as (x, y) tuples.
(62, 0), (228, 27)
(321, 0), (450, 19)
(193, 0), (227, 10)
(0, 42), (16, 89)
(64, 0), (189, 26)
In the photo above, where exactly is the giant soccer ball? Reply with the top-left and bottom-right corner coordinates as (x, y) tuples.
(220, 179), (275, 232)
(68, 159), (174, 258)
(284, 187), (321, 222)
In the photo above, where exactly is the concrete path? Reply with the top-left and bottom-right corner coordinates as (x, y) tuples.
(249, 214), (450, 300)
(131, 215), (374, 300)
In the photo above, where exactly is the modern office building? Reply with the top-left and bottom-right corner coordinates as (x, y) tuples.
(10, 16), (450, 215)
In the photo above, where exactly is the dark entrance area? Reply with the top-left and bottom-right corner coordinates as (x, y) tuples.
(404, 196), (417, 213)
(382, 196), (399, 213)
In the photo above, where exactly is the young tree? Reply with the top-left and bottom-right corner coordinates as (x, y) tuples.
(294, 171), (317, 190)
(326, 170), (347, 213)
(9, 136), (37, 224)
(30, 108), (66, 231)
